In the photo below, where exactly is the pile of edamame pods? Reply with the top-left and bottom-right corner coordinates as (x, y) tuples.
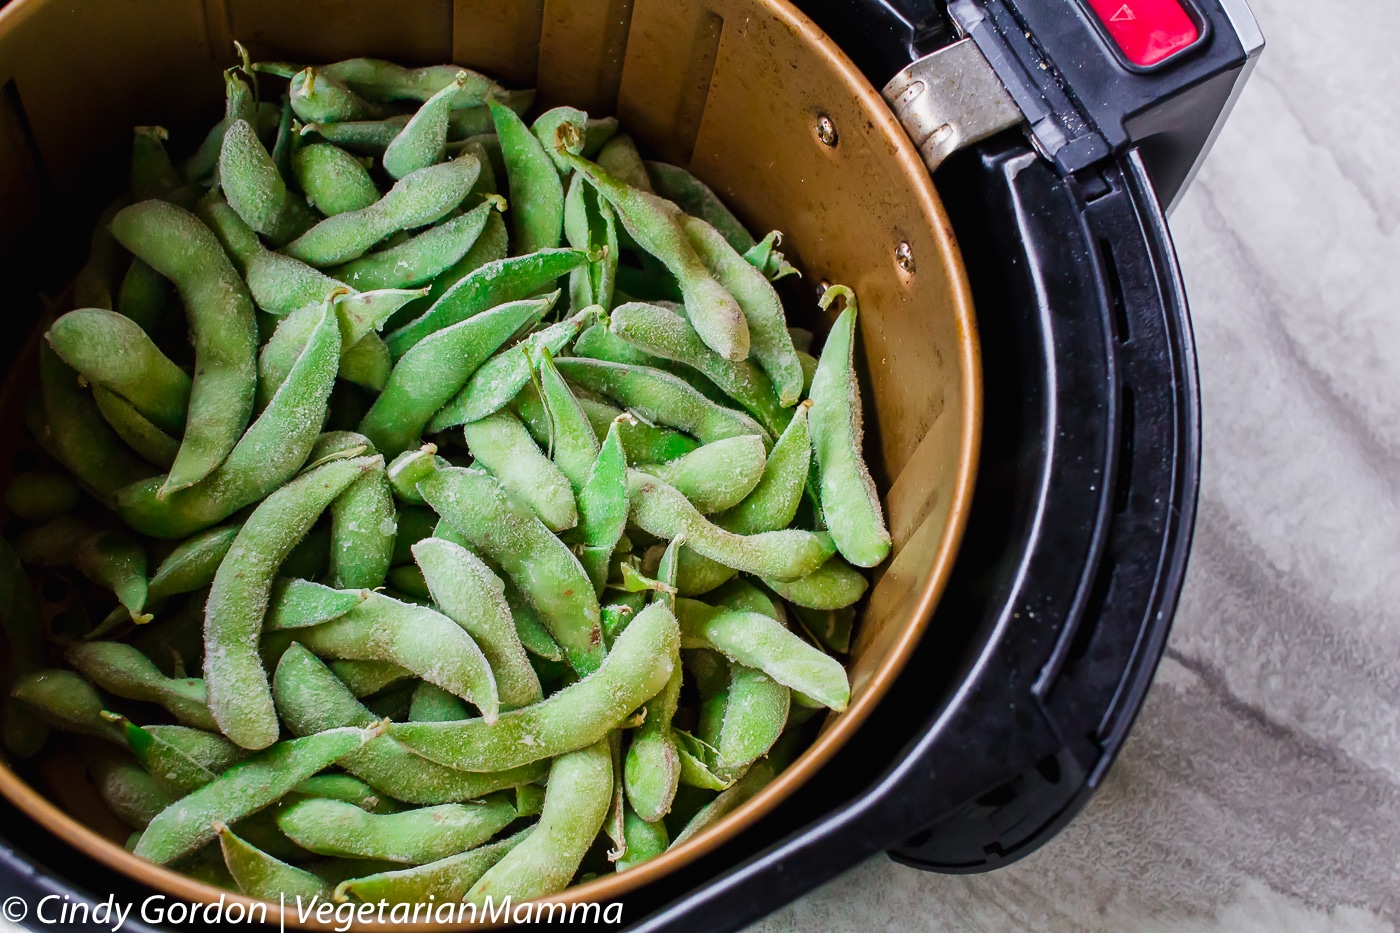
(0, 47), (892, 908)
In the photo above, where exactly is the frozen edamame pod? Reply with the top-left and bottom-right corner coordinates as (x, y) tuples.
(333, 830), (527, 905)
(596, 135), (652, 193)
(115, 296), (343, 539)
(743, 230), (799, 282)
(38, 344), (154, 500)
(558, 137), (749, 361)
(20, 521), (151, 623)
(328, 453), (396, 591)
(217, 822), (329, 901)
(146, 525), (239, 603)
(624, 642), (683, 822)
(270, 590), (499, 723)
(109, 200), (258, 494)
(428, 306), (596, 431)
(66, 642), (216, 730)
(608, 301), (789, 435)
(714, 664), (789, 778)
(3, 471), (78, 522)
(465, 739), (612, 904)
(92, 387), (179, 469)
(389, 600), (678, 771)
(462, 408), (578, 532)
(491, 98), (565, 254)
(10, 670), (124, 743)
(628, 471), (834, 580)
(265, 577), (369, 629)
(276, 796), (515, 864)
(204, 455), (380, 750)
(267, 58), (499, 107)
(531, 106), (589, 176)
(130, 125), (181, 200)
(557, 358), (770, 449)
(565, 170), (620, 311)
(384, 247), (587, 357)
(330, 198), (500, 291)
(294, 773), (400, 813)
(534, 348), (601, 493)
(132, 725), (376, 865)
(681, 214), (803, 406)
(288, 67), (395, 124)
(809, 286), (891, 567)
(408, 681), (471, 722)
(636, 435), (766, 514)
(340, 333), (392, 393)
(412, 537), (542, 708)
(570, 395), (699, 465)
(272, 643), (544, 805)
(418, 466), (603, 677)
(762, 556), (869, 610)
(87, 750), (172, 829)
(291, 142), (381, 216)
(383, 71), (469, 179)
(360, 295), (552, 457)
(386, 445), (444, 505)
(670, 752), (777, 847)
(115, 258), (168, 336)
(328, 659), (413, 697)
(0, 538), (47, 757)
(675, 601), (848, 711)
(284, 154), (481, 266)
(220, 118), (317, 246)
(644, 160), (755, 253)
(144, 724), (248, 773)
(298, 114), (409, 154)
(73, 195), (131, 310)
(46, 308), (190, 434)
(576, 417), (630, 597)
(617, 807), (669, 871)
(109, 714), (217, 797)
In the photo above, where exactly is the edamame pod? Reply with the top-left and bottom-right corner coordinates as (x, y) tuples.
(389, 600), (677, 771)
(132, 725), (376, 865)
(109, 200), (258, 494)
(384, 247), (587, 357)
(534, 349), (601, 493)
(570, 396), (699, 465)
(491, 99), (564, 253)
(328, 659), (413, 697)
(144, 724), (247, 773)
(66, 642), (216, 730)
(418, 466), (603, 677)
(412, 537), (542, 708)
(644, 160), (755, 253)
(596, 135), (652, 193)
(328, 452), (396, 591)
(743, 230), (799, 281)
(146, 525), (239, 603)
(462, 408), (578, 532)
(624, 647), (682, 822)
(714, 664), (789, 778)
(4, 471), (79, 523)
(288, 67), (395, 124)
(272, 644), (544, 805)
(205, 455), (380, 749)
(266, 577), (369, 629)
(20, 521), (151, 623)
(333, 830), (527, 905)
(360, 295), (551, 457)
(298, 115), (409, 155)
(330, 198), (499, 291)
(284, 155), (480, 266)
(0, 539), (47, 756)
(38, 344), (153, 500)
(87, 750), (172, 829)
(408, 681), (472, 722)
(763, 556), (869, 610)
(576, 416), (630, 596)
(266, 58), (499, 107)
(617, 807), (669, 871)
(809, 286), (891, 567)
(670, 752), (777, 847)
(73, 196), (131, 310)
(115, 258), (168, 336)
(46, 308), (190, 434)
(291, 142), (380, 216)
(564, 170), (619, 311)
(92, 387), (179, 469)
(217, 823), (328, 901)
(531, 106), (589, 176)
(465, 739), (612, 904)
(112, 715), (217, 796)
(636, 435), (766, 514)
(276, 796), (515, 864)
(383, 71), (468, 179)
(10, 670), (124, 743)
(220, 118), (317, 246)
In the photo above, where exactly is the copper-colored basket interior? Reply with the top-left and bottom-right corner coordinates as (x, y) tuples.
(0, 0), (981, 927)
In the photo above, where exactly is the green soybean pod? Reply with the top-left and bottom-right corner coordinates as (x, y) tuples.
(466, 739), (611, 904)
(408, 681), (471, 722)
(328, 448), (396, 591)
(360, 295), (551, 457)
(291, 142), (381, 216)
(273, 591), (498, 722)
(272, 643), (544, 805)
(270, 95), (296, 181)
(73, 195), (131, 310)
(196, 190), (341, 313)
(204, 455), (380, 750)
(386, 445), (442, 505)
(10, 670), (124, 743)
(294, 773), (401, 813)
(628, 471), (834, 580)
(714, 663), (789, 779)
(636, 435), (766, 514)
(380, 208), (509, 333)
(4, 471), (79, 522)
(763, 556), (869, 610)
(111, 715), (217, 797)
(556, 358), (769, 450)
(680, 214), (803, 407)
(115, 258), (169, 336)
(743, 230), (799, 281)
(617, 807), (670, 871)
(447, 90), (534, 138)
(216, 822), (329, 901)
(284, 154), (480, 266)
(576, 418), (630, 597)
(87, 750), (173, 829)
(144, 724), (247, 773)
(113, 296), (343, 539)
(531, 106), (589, 176)
(462, 408), (578, 532)
(300, 58), (499, 107)
(132, 725), (375, 866)
(334, 830), (527, 905)
(564, 170), (619, 312)
(558, 139), (748, 361)
(428, 306), (595, 431)
(383, 71), (468, 179)
(91, 387), (179, 470)
(288, 67), (394, 124)
(298, 115), (409, 155)
(670, 752), (777, 848)
(418, 466), (603, 677)
(327, 659), (413, 697)
(330, 198), (499, 290)
(595, 135), (652, 193)
(571, 396), (699, 465)
(608, 301), (789, 436)
(534, 348), (601, 491)
(266, 578), (370, 630)
(0, 539), (48, 757)
(37, 344), (153, 501)
(413, 536), (542, 709)
(809, 286), (891, 568)
(46, 308), (190, 435)
(624, 642), (683, 822)
(65, 641), (215, 730)
(389, 600), (677, 771)
(108, 200), (258, 494)
(277, 796), (515, 864)
(76, 530), (151, 623)
(130, 124), (180, 200)
(491, 98), (564, 254)
(339, 333), (393, 393)
(220, 118), (317, 246)
(676, 601), (848, 711)
(644, 160), (755, 253)
(384, 247), (587, 357)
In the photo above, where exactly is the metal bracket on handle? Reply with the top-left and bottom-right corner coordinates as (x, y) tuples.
(881, 38), (1023, 174)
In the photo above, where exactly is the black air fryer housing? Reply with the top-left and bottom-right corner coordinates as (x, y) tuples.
(0, 1), (1259, 930)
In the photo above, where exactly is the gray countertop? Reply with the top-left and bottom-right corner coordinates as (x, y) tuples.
(753, 0), (1400, 928)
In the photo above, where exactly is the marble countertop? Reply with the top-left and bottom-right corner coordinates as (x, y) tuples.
(754, 0), (1400, 929)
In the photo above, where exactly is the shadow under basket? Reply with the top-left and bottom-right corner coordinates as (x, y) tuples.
(0, 0), (980, 927)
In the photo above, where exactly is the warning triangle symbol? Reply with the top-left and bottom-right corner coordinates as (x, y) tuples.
(1110, 4), (1136, 21)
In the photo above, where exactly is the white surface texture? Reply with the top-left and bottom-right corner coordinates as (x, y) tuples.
(752, 0), (1400, 929)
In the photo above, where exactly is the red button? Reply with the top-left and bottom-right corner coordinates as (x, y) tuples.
(1085, 0), (1200, 67)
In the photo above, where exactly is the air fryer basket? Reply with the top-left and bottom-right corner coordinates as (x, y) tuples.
(0, 0), (980, 924)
